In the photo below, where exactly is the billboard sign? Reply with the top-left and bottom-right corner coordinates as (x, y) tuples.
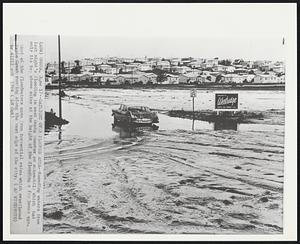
(215, 93), (238, 110)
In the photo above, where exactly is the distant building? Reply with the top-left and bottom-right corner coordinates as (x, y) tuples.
(271, 63), (285, 73)
(188, 61), (203, 68)
(141, 73), (158, 84)
(163, 74), (180, 84)
(46, 62), (59, 74)
(170, 58), (181, 66)
(170, 66), (192, 74)
(68, 73), (92, 83)
(116, 74), (139, 84)
(205, 58), (219, 68)
(223, 74), (244, 83)
(156, 61), (171, 71)
(82, 65), (96, 72)
(123, 64), (139, 73)
(198, 75), (216, 83)
(212, 65), (235, 73)
(253, 74), (279, 83)
(45, 74), (52, 85)
(122, 58), (134, 63)
(276, 75), (285, 83)
(179, 73), (199, 84)
(138, 63), (153, 71)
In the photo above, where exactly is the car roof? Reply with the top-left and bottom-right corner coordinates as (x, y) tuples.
(128, 106), (149, 109)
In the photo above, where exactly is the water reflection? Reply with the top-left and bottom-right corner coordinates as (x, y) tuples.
(213, 120), (238, 131)
(58, 125), (62, 142)
(112, 123), (159, 138)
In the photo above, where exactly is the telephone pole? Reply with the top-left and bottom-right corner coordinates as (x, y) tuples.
(58, 35), (62, 119)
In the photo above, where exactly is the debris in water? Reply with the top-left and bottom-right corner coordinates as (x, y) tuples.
(45, 111), (69, 130)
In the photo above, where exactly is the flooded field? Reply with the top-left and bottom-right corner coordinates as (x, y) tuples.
(43, 88), (284, 234)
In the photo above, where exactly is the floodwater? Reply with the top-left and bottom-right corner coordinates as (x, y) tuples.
(44, 88), (284, 234)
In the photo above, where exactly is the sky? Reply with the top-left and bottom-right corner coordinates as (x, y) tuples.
(44, 35), (286, 63)
(4, 3), (295, 62)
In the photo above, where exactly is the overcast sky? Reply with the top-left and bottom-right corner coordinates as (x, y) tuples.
(44, 35), (286, 63)
(5, 3), (295, 62)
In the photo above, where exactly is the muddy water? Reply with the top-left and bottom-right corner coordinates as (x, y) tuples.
(44, 88), (284, 234)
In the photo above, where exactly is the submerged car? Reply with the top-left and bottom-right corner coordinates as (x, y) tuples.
(112, 104), (159, 125)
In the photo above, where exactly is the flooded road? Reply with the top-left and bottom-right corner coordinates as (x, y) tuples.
(43, 88), (284, 234)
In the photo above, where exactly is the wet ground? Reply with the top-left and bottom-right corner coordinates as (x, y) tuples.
(43, 88), (284, 234)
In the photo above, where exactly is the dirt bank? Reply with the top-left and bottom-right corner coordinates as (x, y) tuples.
(45, 111), (69, 130)
(167, 109), (284, 124)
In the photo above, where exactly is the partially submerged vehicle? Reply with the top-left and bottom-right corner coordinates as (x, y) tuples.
(112, 123), (159, 138)
(112, 104), (159, 125)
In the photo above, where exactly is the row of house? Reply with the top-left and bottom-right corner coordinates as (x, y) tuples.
(46, 56), (285, 86)
(46, 71), (285, 86)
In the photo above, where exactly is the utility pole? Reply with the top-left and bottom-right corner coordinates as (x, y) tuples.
(58, 35), (62, 119)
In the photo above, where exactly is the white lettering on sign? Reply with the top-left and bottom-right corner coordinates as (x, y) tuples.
(217, 97), (237, 106)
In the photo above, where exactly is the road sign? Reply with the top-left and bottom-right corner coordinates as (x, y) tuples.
(190, 89), (197, 97)
(215, 93), (238, 110)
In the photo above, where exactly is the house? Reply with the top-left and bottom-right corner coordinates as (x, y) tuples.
(202, 70), (211, 76)
(224, 66), (235, 73)
(82, 65), (96, 72)
(105, 67), (117, 74)
(64, 62), (76, 74)
(197, 75), (216, 83)
(46, 62), (59, 74)
(94, 74), (117, 84)
(223, 74), (244, 83)
(45, 75), (52, 85)
(106, 59), (117, 65)
(97, 64), (117, 74)
(276, 75), (285, 83)
(213, 65), (235, 73)
(244, 61), (254, 68)
(116, 74), (140, 84)
(179, 73), (199, 84)
(156, 61), (171, 71)
(205, 58), (219, 68)
(81, 58), (94, 66)
(122, 58), (134, 63)
(170, 66), (192, 74)
(181, 57), (195, 65)
(188, 61), (203, 68)
(91, 74), (102, 83)
(170, 58), (181, 66)
(253, 74), (279, 83)
(271, 63), (285, 73)
(234, 68), (248, 74)
(138, 63), (153, 71)
(243, 74), (256, 82)
(67, 73), (92, 83)
(134, 57), (147, 63)
(163, 74), (180, 84)
(141, 73), (158, 84)
(123, 64), (139, 73)
(212, 65), (227, 72)
(179, 75), (189, 84)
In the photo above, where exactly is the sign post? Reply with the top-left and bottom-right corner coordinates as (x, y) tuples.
(190, 89), (197, 129)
